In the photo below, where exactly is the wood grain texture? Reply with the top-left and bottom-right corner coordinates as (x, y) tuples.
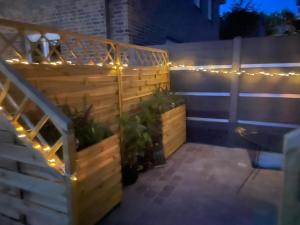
(13, 64), (169, 133)
(161, 105), (186, 158)
(76, 134), (122, 225)
(0, 134), (122, 225)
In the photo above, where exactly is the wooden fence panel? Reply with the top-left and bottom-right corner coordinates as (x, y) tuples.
(12, 64), (169, 132)
(0, 144), (70, 225)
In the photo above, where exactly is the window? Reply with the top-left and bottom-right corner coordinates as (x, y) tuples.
(193, 0), (201, 9)
(208, 0), (213, 20)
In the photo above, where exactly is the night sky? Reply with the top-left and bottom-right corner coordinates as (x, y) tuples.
(221, 0), (299, 15)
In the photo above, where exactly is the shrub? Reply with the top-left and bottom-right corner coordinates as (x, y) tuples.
(119, 114), (152, 168)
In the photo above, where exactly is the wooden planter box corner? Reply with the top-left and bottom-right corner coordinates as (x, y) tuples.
(161, 105), (186, 159)
(76, 134), (123, 225)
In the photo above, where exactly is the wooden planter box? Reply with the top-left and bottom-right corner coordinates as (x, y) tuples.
(76, 134), (123, 225)
(161, 105), (186, 159)
(0, 133), (122, 225)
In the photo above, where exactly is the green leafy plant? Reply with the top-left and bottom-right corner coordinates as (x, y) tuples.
(61, 105), (112, 151)
(40, 104), (112, 160)
(138, 88), (185, 153)
(140, 88), (184, 115)
(120, 114), (152, 167)
(120, 113), (153, 185)
(119, 88), (184, 184)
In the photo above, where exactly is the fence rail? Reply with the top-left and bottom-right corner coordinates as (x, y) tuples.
(0, 19), (168, 67)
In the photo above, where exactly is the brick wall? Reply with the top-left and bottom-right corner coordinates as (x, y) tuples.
(128, 0), (222, 45)
(109, 0), (130, 42)
(0, 0), (130, 42)
(0, 0), (222, 45)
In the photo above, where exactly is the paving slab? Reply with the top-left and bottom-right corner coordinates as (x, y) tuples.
(98, 143), (283, 225)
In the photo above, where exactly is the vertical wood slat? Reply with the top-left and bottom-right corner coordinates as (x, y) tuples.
(161, 105), (186, 158)
(0, 78), (10, 104)
(47, 137), (63, 158)
(13, 96), (29, 122)
(115, 44), (123, 114)
(28, 115), (49, 140)
(63, 129), (78, 225)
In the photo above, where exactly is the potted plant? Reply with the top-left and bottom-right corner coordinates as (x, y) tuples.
(139, 88), (186, 160)
(62, 105), (112, 151)
(120, 114), (152, 185)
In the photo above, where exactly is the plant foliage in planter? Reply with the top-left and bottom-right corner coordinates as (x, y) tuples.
(119, 88), (185, 184)
(41, 104), (112, 154)
(62, 105), (112, 151)
(120, 114), (152, 185)
(138, 88), (185, 163)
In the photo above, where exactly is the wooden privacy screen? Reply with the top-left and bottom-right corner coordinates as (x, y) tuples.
(0, 19), (169, 225)
(12, 64), (169, 132)
(0, 115), (122, 225)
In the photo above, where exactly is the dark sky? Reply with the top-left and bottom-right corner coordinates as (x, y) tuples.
(221, 0), (299, 15)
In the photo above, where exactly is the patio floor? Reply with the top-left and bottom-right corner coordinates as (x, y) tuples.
(98, 143), (283, 225)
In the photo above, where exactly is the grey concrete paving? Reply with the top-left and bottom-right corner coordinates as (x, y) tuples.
(98, 143), (283, 225)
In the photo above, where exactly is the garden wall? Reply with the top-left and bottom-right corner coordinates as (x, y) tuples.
(156, 35), (300, 150)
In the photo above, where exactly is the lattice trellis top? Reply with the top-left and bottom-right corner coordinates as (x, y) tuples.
(0, 19), (169, 68)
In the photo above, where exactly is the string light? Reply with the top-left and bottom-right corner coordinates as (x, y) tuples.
(70, 174), (78, 181)
(4, 58), (136, 70)
(16, 126), (24, 132)
(17, 134), (26, 138)
(170, 65), (300, 77)
(0, 106), (3, 111)
(33, 143), (42, 150)
(48, 158), (56, 167)
(43, 146), (51, 152)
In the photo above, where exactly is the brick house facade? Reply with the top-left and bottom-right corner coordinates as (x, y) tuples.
(0, 0), (225, 45)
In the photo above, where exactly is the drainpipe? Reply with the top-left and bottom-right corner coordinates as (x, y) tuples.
(105, 0), (111, 39)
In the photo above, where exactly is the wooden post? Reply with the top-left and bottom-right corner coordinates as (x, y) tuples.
(63, 130), (79, 225)
(228, 37), (242, 147)
(115, 44), (123, 115)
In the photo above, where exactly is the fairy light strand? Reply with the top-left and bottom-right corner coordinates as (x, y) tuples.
(170, 64), (300, 77)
